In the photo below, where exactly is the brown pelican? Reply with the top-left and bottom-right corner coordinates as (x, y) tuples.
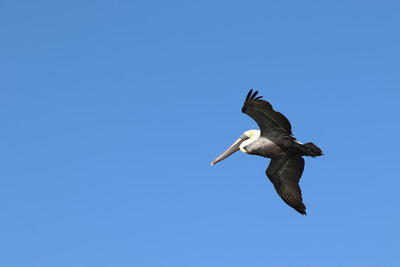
(211, 90), (323, 215)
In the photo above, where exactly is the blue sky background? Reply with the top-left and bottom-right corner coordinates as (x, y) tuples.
(1, 1), (399, 266)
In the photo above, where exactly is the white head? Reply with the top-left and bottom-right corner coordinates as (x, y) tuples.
(239, 129), (260, 152)
(211, 129), (260, 165)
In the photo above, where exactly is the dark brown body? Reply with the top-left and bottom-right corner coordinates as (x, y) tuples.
(244, 137), (289, 158)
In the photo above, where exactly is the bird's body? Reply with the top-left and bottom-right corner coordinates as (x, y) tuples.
(211, 89), (323, 215)
(243, 135), (289, 158)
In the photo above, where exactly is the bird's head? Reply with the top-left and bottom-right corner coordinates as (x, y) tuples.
(211, 129), (260, 166)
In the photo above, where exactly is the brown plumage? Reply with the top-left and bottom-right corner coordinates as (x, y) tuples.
(211, 89), (323, 215)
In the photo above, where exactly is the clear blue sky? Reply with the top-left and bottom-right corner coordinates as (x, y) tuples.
(1, 1), (399, 266)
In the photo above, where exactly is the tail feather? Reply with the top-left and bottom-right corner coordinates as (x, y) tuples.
(302, 142), (323, 157)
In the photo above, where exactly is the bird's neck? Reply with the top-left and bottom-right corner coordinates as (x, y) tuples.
(239, 130), (260, 153)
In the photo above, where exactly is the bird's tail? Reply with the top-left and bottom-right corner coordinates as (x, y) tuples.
(301, 142), (323, 157)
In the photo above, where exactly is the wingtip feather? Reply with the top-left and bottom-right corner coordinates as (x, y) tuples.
(251, 90), (259, 100)
(245, 89), (266, 102)
(245, 89), (253, 101)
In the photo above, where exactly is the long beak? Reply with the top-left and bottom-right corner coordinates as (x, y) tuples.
(211, 135), (249, 166)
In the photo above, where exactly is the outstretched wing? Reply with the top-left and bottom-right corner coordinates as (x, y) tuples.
(242, 89), (292, 137)
(266, 157), (306, 215)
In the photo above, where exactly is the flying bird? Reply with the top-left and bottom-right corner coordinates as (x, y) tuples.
(211, 89), (323, 215)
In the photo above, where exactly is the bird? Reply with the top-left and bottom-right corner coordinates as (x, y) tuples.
(211, 89), (323, 215)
